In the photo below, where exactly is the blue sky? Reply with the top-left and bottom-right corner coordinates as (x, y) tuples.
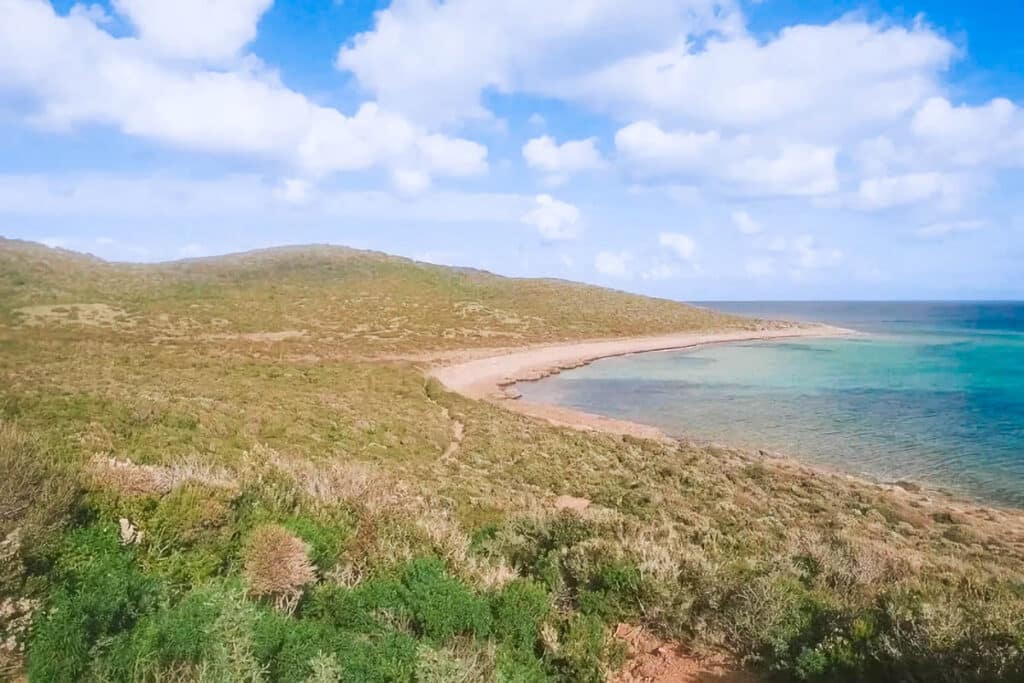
(1, 0), (1022, 299)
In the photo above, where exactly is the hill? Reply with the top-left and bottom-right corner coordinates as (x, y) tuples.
(1, 239), (1023, 682)
(0, 238), (750, 354)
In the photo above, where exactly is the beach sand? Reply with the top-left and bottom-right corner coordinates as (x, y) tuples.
(429, 323), (851, 440)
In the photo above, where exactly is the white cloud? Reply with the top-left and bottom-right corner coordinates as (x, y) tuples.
(854, 172), (967, 211)
(71, 2), (112, 24)
(731, 209), (761, 234)
(569, 19), (954, 136)
(0, 0), (487, 190)
(522, 135), (605, 184)
(615, 121), (838, 197)
(658, 232), (696, 260)
(910, 96), (1024, 167)
(727, 144), (838, 196)
(336, 0), (737, 125)
(792, 234), (842, 270)
(521, 194), (582, 240)
(391, 168), (431, 195)
(852, 135), (912, 176)
(914, 219), (985, 239)
(615, 122), (720, 172)
(594, 250), (633, 278)
(112, 0), (273, 61)
(336, 4), (953, 143)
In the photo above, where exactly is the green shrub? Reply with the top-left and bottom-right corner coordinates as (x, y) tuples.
(255, 615), (339, 683)
(495, 516), (596, 595)
(304, 577), (409, 634)
(575, 559), (648, 622)
(0, 422), (78, 593)
(415, 643), (477, 682)
(97, 584), (222, 679)
(254, 611), (419, 683)
(399, 557), (491, 641)
(495, 644), (552, 682)
(27, 526), (159, 682)
(491, 579), (551, 651)
(282, 514), (351, 572)
(548, 614), (621, 683)
(148, 484), (235, 547)
(193, 586), (266, 682)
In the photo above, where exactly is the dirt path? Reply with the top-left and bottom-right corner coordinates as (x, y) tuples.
(612, 624), (758, 683)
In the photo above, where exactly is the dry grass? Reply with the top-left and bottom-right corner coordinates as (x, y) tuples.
(86, 454), (237, 497)
(242, 524), (316, 613)
(14, 303), (133, 328)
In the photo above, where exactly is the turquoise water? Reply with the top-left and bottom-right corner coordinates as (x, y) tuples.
(518, 302), (1024, 507)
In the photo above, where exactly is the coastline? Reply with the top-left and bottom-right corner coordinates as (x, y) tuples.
(428, 323), (852, 440)
(427, 323), (1024, 524)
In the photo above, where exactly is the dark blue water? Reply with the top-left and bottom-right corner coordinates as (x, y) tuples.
(518, 302), (1024, 507)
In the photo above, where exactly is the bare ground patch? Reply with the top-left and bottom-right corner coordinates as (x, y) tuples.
(14, 303), (134, 328)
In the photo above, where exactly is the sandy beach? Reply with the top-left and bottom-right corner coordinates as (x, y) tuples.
(429, 323), (851, 439)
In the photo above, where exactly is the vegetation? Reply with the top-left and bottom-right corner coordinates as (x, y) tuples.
(2, 238), (1023, 681)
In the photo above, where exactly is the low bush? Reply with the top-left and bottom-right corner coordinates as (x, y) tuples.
(491, 578), (551, 651)
(549, 613), (623, 683)
(242, 525), (316, 613)
(27, 526), (159, 682)
(399, 557), (492, 641)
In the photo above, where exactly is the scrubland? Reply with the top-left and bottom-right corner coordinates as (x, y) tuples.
(1, 239), (1022, 682)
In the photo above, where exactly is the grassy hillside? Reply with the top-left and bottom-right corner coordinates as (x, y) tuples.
(0, 238), (750, 354)
(2, 240), (1023, 682)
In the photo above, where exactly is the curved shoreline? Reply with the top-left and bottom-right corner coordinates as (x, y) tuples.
(427, 323), (1024, 526)
(429, 323), (853, 440)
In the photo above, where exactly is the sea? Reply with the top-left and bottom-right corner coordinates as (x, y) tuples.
(517, 302), (1024, 507)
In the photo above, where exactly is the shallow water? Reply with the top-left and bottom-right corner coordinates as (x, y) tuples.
(518, 302), (1024, 507)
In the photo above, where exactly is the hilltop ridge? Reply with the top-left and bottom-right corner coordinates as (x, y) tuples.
(0, 238), (751, 354)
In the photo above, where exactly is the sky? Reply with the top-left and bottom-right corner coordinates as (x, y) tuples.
(1, 0), (1023, 300)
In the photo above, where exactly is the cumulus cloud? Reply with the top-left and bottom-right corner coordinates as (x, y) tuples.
(615, 121), (838, 197)
(910, 97), (1024, 167)
(522, 135), (605, 184)
(594, 250), (633, 278)
(336, 3), (952, 140)
(521, 194), (582, 240)
(112, 0), (273, 61)
(658, 232), (697, 261)
(569, 19), (953, 135)
(0, 0), (487, 191)
(731, 210), (761, 234)
(336, 0), (738, 125)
